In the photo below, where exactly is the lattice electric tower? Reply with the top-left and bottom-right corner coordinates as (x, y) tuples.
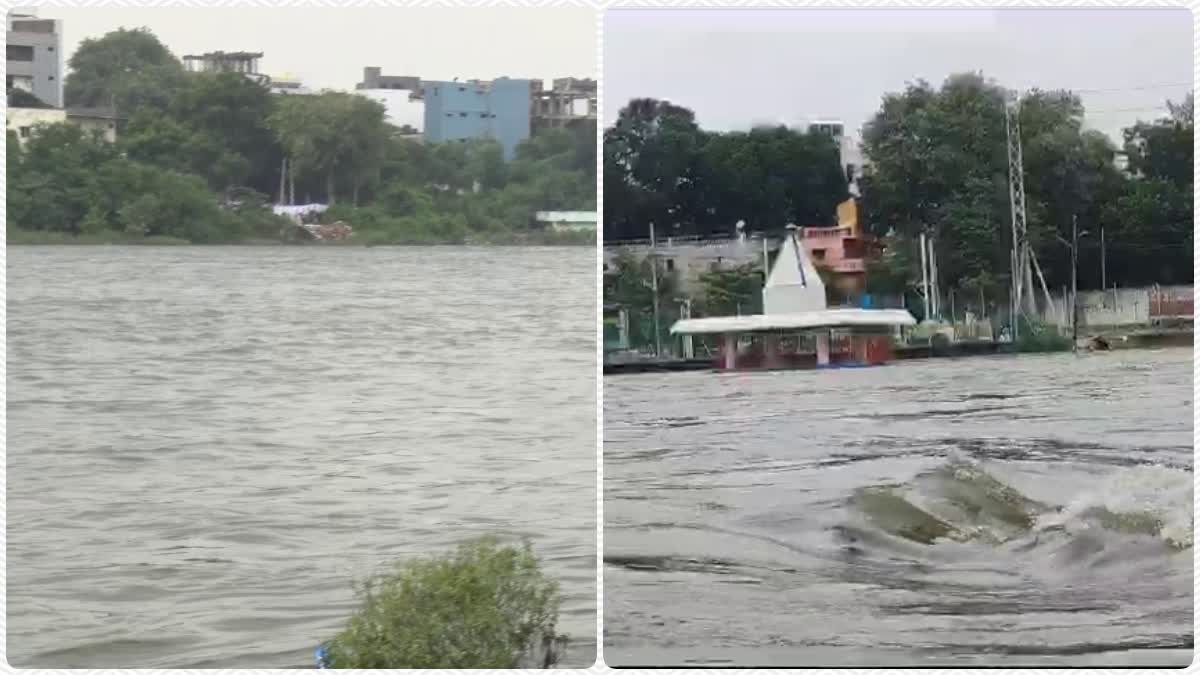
(1004, 91), (1033, 338)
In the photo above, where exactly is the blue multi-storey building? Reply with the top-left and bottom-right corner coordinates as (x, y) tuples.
(421, 78), (531, 161)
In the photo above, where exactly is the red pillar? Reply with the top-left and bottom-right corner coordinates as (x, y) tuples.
(721, 333), (738, 370)
(815, 331), (831, 366)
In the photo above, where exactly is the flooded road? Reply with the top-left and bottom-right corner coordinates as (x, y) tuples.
(604, 349), (1192, 667)
(8, 246), (596, 668)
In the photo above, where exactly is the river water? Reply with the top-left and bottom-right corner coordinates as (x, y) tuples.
(7, 246), (596, 668)
(604, 349), (1193, 667)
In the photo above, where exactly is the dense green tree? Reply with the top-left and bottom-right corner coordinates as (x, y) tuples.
(15, 27), (594, 246)
(269, 92), (389, 204)
(697, 262), (763, 316)
(604, 99), (705, 241)
(64, 28), (185, 114)
(604, 99), (848, 242)
(859, 73), (1190, 304)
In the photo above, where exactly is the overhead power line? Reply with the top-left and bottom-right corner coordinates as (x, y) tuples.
(1070, 82), (1193, 95)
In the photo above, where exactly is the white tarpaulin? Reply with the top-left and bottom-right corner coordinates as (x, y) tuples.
(272, 204), (329, 218)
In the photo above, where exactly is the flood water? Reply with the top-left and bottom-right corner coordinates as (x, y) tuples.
(7, 246), (596, 668)
(604, 349), (1193, 667)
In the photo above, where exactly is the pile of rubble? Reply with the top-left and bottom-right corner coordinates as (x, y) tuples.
(299, 221), (354, 241)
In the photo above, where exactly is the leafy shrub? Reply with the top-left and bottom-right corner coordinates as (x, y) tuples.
(324, 537), (566, 668)
(1014, 318), (1072, 353)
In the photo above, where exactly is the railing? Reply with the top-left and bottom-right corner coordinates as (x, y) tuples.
(604, 233), (771, 249)
(829, 258), (866, 273)
(1149, 286), (1193, 318)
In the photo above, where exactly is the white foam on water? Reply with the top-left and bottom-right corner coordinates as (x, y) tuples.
(1036, 464), (1194, 548)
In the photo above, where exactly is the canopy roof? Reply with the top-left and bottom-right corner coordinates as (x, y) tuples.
(671, 308), (916, 335)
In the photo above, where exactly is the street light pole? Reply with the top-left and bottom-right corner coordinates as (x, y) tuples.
(1056, 216), (1087, 352)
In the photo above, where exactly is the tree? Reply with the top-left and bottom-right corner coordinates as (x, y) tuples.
(64, 28), (185, 114)
(697, 262), (763, 316)
(269, 92), (388, 204)
(604, 99), (849, 242)
(7, 88), (54, 109)
(164, 72), (282, 194)
(604, 98), (705, 241)
(324, 538), (565, 668)
(857, 72), (1164, 302)
(700, 125), (847, 234)
(1124, 94), (1192, 186)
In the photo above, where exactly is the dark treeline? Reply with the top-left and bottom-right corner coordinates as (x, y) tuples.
(604, 98), (849, 242)
(604, 74), (1193, 301)
(8, 28), (595, 244)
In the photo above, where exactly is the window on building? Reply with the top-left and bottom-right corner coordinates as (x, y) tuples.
(812, 249), (826, 261)
(665, 258), (675, 271)
(7, 44), (34, 62)
(18, 126), (31, 138)
(459, 112), (468, 117)
(47, 45), (54, 52)
(47, 75), (54, 81)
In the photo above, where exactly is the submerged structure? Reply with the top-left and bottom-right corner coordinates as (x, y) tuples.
(671, 225), (916, 370)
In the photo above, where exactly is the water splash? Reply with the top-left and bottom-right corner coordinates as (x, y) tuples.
(850, 458), (1193, 550)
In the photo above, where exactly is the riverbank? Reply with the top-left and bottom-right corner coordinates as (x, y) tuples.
(7, 230), (594, 247)
(604, 330), (1191, 375)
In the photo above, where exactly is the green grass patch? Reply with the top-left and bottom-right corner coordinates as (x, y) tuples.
(1014, 318), (1072, 353)
(323, 537), (566, 668)
(7, 229), (193, 245)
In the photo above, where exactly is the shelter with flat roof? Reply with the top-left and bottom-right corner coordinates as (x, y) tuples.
(671, 225), (916, 370)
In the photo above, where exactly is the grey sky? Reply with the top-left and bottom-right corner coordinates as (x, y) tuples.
(603, 8), (1192, 143)
(46, 6), (595, 90)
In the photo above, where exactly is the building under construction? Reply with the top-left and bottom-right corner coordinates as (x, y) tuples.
(531, 77), (597, 133)
(182, 51), (270, 86)
(355, 68), (597, 144)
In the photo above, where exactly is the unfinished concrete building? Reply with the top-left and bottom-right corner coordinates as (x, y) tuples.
(356, 67), (421, 92)
(182, 51), (270, 86)
(531, 77), (596, 133)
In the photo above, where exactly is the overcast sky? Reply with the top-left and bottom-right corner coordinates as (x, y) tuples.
(603, 8), (1192, 143)
(43, 6), (595, 90)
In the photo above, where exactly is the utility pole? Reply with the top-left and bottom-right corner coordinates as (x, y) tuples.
(1100, 225), (1107, 290)
(1071, 214), (1079, 351)
(649, 221), (662, 357)
(929, 235), (940, 321)
(678, 298), (693, 359)
(919, 231), (931, 322)
(278, 157), (288, 205)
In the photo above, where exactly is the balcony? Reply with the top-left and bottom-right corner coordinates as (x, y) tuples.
(830, 258), (866, 274)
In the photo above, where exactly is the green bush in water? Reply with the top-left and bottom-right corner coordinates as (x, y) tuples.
(324, 537), (565, 668)
(1014, 318), (1072, 353)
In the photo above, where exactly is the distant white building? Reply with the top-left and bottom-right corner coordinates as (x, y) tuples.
(535, 211), (596, 232)
(7, 106), (66, 146)
(807, 118), (865, 195)
(268, 72), (315, 96)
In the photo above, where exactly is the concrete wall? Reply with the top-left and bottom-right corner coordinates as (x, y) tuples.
(6, 18), (62, 107)
(7, 107), (67, 145)
(422, 78), (531, 160)
(603, 237), (774, 299)
(67, 112), (118, 143)
(1039, 285), (1193, 328)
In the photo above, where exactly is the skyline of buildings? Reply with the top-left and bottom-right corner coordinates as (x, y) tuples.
(5, 8), (595, 162)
